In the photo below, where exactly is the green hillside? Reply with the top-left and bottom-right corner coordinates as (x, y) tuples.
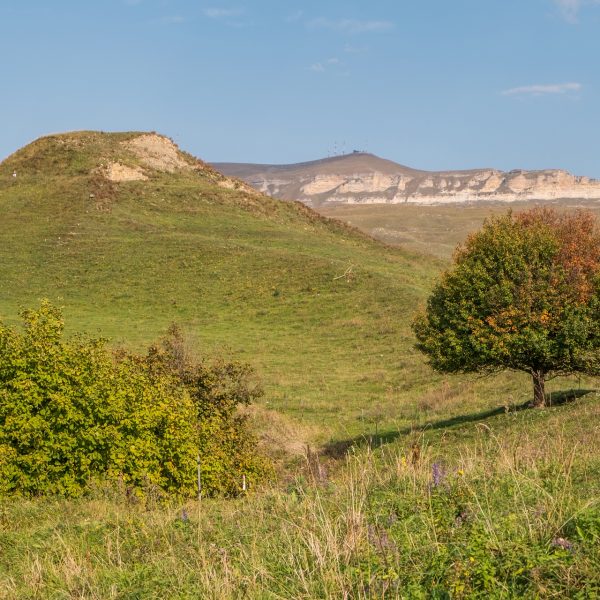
(1, 132), (599, 597)
(1, 132), (596, 443)
(0, 131), (444, 440)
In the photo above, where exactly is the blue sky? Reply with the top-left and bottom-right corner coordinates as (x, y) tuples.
(1, 0), (599, 176)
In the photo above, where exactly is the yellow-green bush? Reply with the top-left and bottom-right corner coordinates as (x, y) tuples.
(146, 324), (273, 496)
(0, 302), (270, 498)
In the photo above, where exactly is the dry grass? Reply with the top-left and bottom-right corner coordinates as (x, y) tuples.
(2, 410), (599, 598)
(319, 200), (600, 260)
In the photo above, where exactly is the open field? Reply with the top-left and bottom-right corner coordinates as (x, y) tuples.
(1, 133), (599, 597)
(319, 200), (600, 259)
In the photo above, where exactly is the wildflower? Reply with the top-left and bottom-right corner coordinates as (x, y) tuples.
(432, 462), (445, 487)
(367, 524), (397, 554)
(551, 537), (573, 551)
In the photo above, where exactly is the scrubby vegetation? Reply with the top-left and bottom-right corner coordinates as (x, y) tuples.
(0, 302), (270, 498)
(2, 414), (600, 597)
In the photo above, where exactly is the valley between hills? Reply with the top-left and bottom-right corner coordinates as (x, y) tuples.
(1, 132), (599, 597)
(216, 152), (600, 258)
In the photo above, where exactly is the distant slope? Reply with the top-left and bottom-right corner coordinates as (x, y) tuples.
(318, 200), (600, 260)
(0, 131), (439, 437)
(214, 152), (600, 205)
(214, 153), (428, 178)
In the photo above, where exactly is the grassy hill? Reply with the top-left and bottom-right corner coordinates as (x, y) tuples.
(0, 131), (445, 441)
(1, 132), (596, 439)
(1, 132), (599, 597)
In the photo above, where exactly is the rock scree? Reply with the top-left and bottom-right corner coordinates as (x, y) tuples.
(102, 161), (148, 182)
(124, 134), (193, 173)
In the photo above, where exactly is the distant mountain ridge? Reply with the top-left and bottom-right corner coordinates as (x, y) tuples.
(213, 152), (600, 205)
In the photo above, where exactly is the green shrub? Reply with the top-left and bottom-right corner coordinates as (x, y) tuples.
(0, 302), (271, 498)
(146, 324), (273, 496)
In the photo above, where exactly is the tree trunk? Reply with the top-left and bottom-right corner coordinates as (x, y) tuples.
(531, 370), (546, 407)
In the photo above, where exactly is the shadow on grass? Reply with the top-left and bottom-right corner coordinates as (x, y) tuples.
(323, 388), (595, 458)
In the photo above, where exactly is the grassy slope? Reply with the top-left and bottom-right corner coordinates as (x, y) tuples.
(1, 133), (596, 440)
(1, 133), (599, 597)
(0, 132), (446, 440)
(0, 133), (584, 448)
(319, 201), (600, 260)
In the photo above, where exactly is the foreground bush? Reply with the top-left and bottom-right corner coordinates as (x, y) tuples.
(146, 324), (272, 496)
(0, 302), (270, 497)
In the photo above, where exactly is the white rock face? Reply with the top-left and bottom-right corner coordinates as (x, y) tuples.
(252, 178), (292, 195)
(302, 175), (346, 195)
(213, 153), (600, 206)
(102, 162), (148, 182)
(125, 134), (191, 173)
(294, 169), (600, 205)
(479, 172), (504, 193)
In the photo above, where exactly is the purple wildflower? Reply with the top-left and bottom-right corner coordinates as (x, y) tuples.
(432, 462), (445, 487)
(552, 537), (573, 551)
(367, 524), (397, 554)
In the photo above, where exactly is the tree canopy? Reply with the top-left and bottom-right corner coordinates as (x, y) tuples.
(412, 208), (600, 406)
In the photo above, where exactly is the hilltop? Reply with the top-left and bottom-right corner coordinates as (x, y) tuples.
(214, 152), (600, 205)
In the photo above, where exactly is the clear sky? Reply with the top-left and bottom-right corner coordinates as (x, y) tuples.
(1, 0), (599, 176)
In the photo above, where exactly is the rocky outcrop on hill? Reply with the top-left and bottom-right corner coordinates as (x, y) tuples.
(0, 131), (261, 198)
(213, 153), (600, 206)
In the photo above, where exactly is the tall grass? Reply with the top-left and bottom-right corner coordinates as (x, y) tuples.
(2, 426), (598, 598)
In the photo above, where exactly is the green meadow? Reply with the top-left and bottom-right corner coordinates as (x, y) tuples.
(0, 133), (598, 598)
(319, 200), (600, 260)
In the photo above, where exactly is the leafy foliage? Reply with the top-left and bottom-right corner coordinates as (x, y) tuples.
(0, 302), (270, 498)
(146, 325), (272, 496)
(413, 208), (600, 405)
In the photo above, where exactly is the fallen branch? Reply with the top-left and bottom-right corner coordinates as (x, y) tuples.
(333, 264), (355, 281)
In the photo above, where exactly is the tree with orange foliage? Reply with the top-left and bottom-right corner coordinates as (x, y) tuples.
(413, 208), (600, 407)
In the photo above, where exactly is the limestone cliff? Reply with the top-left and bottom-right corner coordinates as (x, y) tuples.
(213, 153), (600, 206)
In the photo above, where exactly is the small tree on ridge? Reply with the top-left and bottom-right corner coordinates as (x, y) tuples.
(412, 208), (600, 407)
